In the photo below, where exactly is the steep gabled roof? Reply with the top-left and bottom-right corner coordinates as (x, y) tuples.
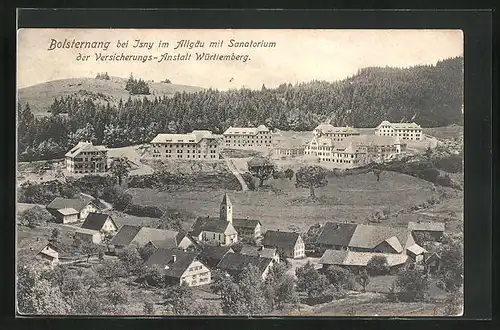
(348, 224), (407, 250)
(262, 230), (300, 249)
(240, 245), (277, 259)
(144, 248), (200, 278)
(57, 208), (79, 216)
(81, 212), (116, 231)
(109, 225), (142, 246)
(197, 245), (234, 267)
(319, 249), (349, 265)
(46, 196), (95, 212)
(232, 218), (261, 229)
(407, 244), (427, 256)
(217, 253), (273, 276)
(132, 227), (180, 247)
(343, 251), (409, 267)
(65, 141), (106, 158)
(316, 222), (357, 247)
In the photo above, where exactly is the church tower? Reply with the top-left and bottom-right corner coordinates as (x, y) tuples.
(220, 193), (233, 223)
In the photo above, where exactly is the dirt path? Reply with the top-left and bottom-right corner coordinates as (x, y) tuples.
(220, 153), (249, 192)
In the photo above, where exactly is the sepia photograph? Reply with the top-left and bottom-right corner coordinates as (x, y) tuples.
(16, 28), (464, 317)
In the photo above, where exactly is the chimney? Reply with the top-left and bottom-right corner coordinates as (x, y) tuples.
(172, 255), (177, 263)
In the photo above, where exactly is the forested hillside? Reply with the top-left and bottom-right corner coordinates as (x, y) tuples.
(18, 57), (463, 161)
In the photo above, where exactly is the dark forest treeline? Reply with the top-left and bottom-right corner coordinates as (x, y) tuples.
(18, 57), (463, 161)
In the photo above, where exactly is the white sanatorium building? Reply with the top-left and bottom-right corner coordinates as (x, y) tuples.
(313, 124), (360, 141)
(222, 125), (272, 148)
(150, 130), (222, 160)
(65, 141), (108, 174)
(305, 135), (406, 165)
(375, 121), (423, 141)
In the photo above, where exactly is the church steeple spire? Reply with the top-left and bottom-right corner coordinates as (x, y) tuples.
(220, 193), (233, 223)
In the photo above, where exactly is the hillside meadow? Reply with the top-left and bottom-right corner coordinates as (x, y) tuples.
(18, 76), (204, 115)
(127, 171), (441, 232)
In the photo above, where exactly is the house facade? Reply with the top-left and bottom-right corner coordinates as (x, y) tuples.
(144, 249), (211, 287)
(190, 194), (238, 246)
(271, 138), (305, 160)
(223, 125), (272, 149)
(233, 219), (262, 240)
(375, 121), (423, 141)
(65, 141), (108, 173)
(46, 197), (99, 222)
(74, 228), (102, 244)
(262, 230), (305, 259)
(81, 212), (118, 234)
(36, 242), (60, 269)
(306, 135), (406, 166)
(313, 124), (360, 141)
(150, 130), (222, 160)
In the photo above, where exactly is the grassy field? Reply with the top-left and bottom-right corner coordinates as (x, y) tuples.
(127, 171), (440, 232)
(423, 125), (463, 140)
(18, 76), (203, 115)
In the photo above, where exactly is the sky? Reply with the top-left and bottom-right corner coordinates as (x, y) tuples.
(17, 29), (463, 90)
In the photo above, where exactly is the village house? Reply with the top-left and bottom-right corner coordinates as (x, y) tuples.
(20, 240), (62, 269)
(46, 196), (100, 223)
(74, 227), (103, 244)
(262, 230), (305, 259)
(232, 218), (262, 240)
(109, 225), (190, 252)
(305, 135), (406, 166)
(216, 253), (274, 280)
(406, 244), (428, 264)
(150, 130), (222, 160)
(315, 222), (416, 254)
(189, 194), (238, 246)
(222, 125), (272, 149)
(271, 137), (306, 160)
(408, 221), (445, 241)
(313, 124), (360, 141)
(65, 141), (108, 173)
(374, 121), (423, 141)
(196, 245), (234, 268)
(318, 249), (409, 274)
(80, 212), (118, 234)
(144, 231), (195, 251)
(144, 248), (211, 287)
(240, 245), (280, 263)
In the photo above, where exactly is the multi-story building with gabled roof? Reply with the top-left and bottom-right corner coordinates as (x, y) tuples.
(222, 125), (272, 148)
(313, 124), (360, 141)
(65, 141), (108, 174)
(375, 121), (423, 140)
(150, 130), (222, 160)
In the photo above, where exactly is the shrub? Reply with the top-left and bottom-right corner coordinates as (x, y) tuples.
(126, 204), (163, 218)
(324, 266), (355, 290)
(366, 256), (390, 276)
(19, 206), (55, 227)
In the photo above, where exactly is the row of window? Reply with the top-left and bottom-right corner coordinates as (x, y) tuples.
(152, 154), (218, 159)
(154, 143), (218, 148)
(188, 265), (204, 272)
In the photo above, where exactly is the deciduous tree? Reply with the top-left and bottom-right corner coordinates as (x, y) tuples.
(295, 166), (328, 199)
(247, 157), (277, 187)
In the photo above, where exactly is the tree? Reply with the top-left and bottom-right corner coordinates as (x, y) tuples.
(444, 291), (463, 316)
(284, 168), (294, 180)
(366, 256), (390, 276)
(67, 123), (97, 147)
(435, 233), (463, 292)
(163, 282), (195, 315)
(324, 266), (355, 291)
(210, 269), (231, 298)
(372, 168), (383, 182)
(20, 206), (54, 228)
(143, 300), (155, 315)
(17, 265), (70, 315)
(138, 244), (157, 262)
(140, 264), (166, 288)
(295, 165), (328, 199)
(117, 247), (143, 275)
(107, 282), (129, 306)
(236, 264), (270, 314)
(50, 228), (61, 243)
(395, 268), (430, 302)
(110, 157), (132, 186)
(80, 242), (103, 263)
(96, 260), (127, 281)
(264, 262), (299, 310)
(355, 270), (370, 292)
(247, 157), (277, 187)
(295, 261), (329, 299)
